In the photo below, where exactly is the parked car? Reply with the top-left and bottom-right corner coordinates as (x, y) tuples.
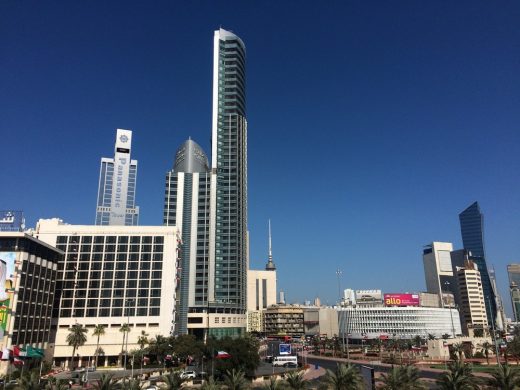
(180, 370), (197, 379)
(283, 362), (298, 368)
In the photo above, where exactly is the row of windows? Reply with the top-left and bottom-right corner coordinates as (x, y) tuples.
(57, 236), (164, 245)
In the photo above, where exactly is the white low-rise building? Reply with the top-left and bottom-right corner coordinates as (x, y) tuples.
(338, 306), (462, 340)
(34, 218), (179, 368)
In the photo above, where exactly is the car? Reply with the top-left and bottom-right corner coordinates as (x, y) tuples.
(180, 370), (197, 379)
(283, 362), (298, 368)
(87, 366), (96, 372)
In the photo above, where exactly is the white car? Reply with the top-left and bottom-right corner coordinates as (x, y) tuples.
(180, 370), (197, 379)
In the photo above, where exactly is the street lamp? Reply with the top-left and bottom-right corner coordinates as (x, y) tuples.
(486, 295), (501, 366)
(444, 281), (456, 338)
(124, 299), (134, 380)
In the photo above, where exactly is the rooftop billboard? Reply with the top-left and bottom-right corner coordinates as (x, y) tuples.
(384, 293), (420, 307)
(0, 211), (24, 232)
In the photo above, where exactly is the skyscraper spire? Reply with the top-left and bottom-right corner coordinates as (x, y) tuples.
(265, 219), (276, 271)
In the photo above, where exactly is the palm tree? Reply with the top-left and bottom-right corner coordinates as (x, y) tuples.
(285, 371), (308, 390)
(262, 378), (283, 390)
(379, 365), (425, 390)
(451, 343), (465, 361)
(201, 377), (221, 390)
(437, 361), (480, 390)
(161, 372), (185, 390)
(92, 374), (121, 390)
(121, 379), (142, 390)
(321, 363), (363, 390)
(137, 330), (149, 372)
(480, 341), (493, 365)
(223, 368), (248, 390)
(44, 377), (69, 390)
(119, 323), (131, 367)
(427, 334), (436, 341)
(16, 372), (40, 390)
(487, 364), (520, 389)
(66, 323), (88, 370)
(93, 324), (106, 367)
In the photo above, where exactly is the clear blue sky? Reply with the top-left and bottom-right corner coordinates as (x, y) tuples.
(2, 1), (519, 313)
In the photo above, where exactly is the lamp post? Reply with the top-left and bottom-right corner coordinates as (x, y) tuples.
(124, 299), (134, 381)
(486, 295), (501, 366)
(336, 269), (347, 358)
(444, 281), (456, 338)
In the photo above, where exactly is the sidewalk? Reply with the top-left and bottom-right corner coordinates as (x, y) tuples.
(302, 364), (326, 380)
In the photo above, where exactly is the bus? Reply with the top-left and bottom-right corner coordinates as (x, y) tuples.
(272, 355), (298, 367)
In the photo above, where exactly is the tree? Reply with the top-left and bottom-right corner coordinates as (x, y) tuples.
(437, 361), (480, 390)
(92, 374), (121, 390)
(223, 368), (248, 390)
(262, 378), (283, 390)
(321, 363), (363, 390)
(285, 371), (308, 390)
(161, 372), (185, 390)
(120, 323), (131, 367)
(16, 372), (40, 390)
(487, 364), (520, 390)
(480, 341), (493, 365)
(66, 323), (88, 370)
(201, 377), (221, 390)
(442, 334), (450, 340)
(208, 335), (260, 376)
(137, 330), (149, 372)
(44, 377), (69, 390)
(378, 365), (425, 390)
(93, 324), (106, 367)
(473, 328), (484, 338)
(451, 343), (465, 361)
(121, 379), (142, 390)
(413, 336), (423, 348)
(427, 334), (436, 341)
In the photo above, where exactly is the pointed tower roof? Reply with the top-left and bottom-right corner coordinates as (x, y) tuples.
(265, 219), (276, 271)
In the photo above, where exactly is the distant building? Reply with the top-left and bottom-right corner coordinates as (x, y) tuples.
(508, 264), (520, 322)
(459, 202), (497, 326)
(95, 129), (139, 226)
(418, 292), (441, 308)
(456, 259), (488, 335)
(0, 232), (61, 374)
(34, 219), (178, 368)
(338, 306), (461, 340)
(303, 306), (338, 338)
(264, 305), (304, 337)
(423, 242), (454, 306)
(0, 211), (25, 232)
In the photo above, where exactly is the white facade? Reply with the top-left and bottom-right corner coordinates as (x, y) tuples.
(456, 260), (488, 334)
(96, 129), (139, 226)
(246, 269), (277, 332)
(338, 306), (462, 340)
(423, 242), (454, 303)
(34, 219), (178, 366)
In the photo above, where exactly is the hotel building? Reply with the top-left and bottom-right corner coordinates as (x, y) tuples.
(34, 219), (178, 367)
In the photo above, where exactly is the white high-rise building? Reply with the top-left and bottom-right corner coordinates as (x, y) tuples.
(423, 242), (454, 305)
(34, 218), (179, 368)
(95, 129), (139, 226)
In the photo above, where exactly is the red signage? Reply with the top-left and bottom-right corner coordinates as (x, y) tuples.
(384, 293), (420, 307)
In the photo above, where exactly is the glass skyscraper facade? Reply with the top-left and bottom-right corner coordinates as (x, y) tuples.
(508, 264), (520, 322)
(162, 28), (248, 338)
(210, 28), (248, 310)
(96, 129), (139, 226)
(164, 139), (211, 335)
(459, 201), (497, 326)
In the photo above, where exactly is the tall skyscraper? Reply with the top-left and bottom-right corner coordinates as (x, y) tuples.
(164, 139), (211, 335)
(458, 202), (496, 326)
(96, 129), (139, 226)
(163, 28), (248, 338)
(422, 242), (454, 306)
(209, 28), (248, 311)
(508, 264), (520, 322)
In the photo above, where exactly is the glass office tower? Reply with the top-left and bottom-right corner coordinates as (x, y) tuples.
(508, 264), (520, 322)
(96, 129), (139, 226)
(459, 201), (496, 326)
(210, 28), (248, 311)
(164, 139), (211, 335)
